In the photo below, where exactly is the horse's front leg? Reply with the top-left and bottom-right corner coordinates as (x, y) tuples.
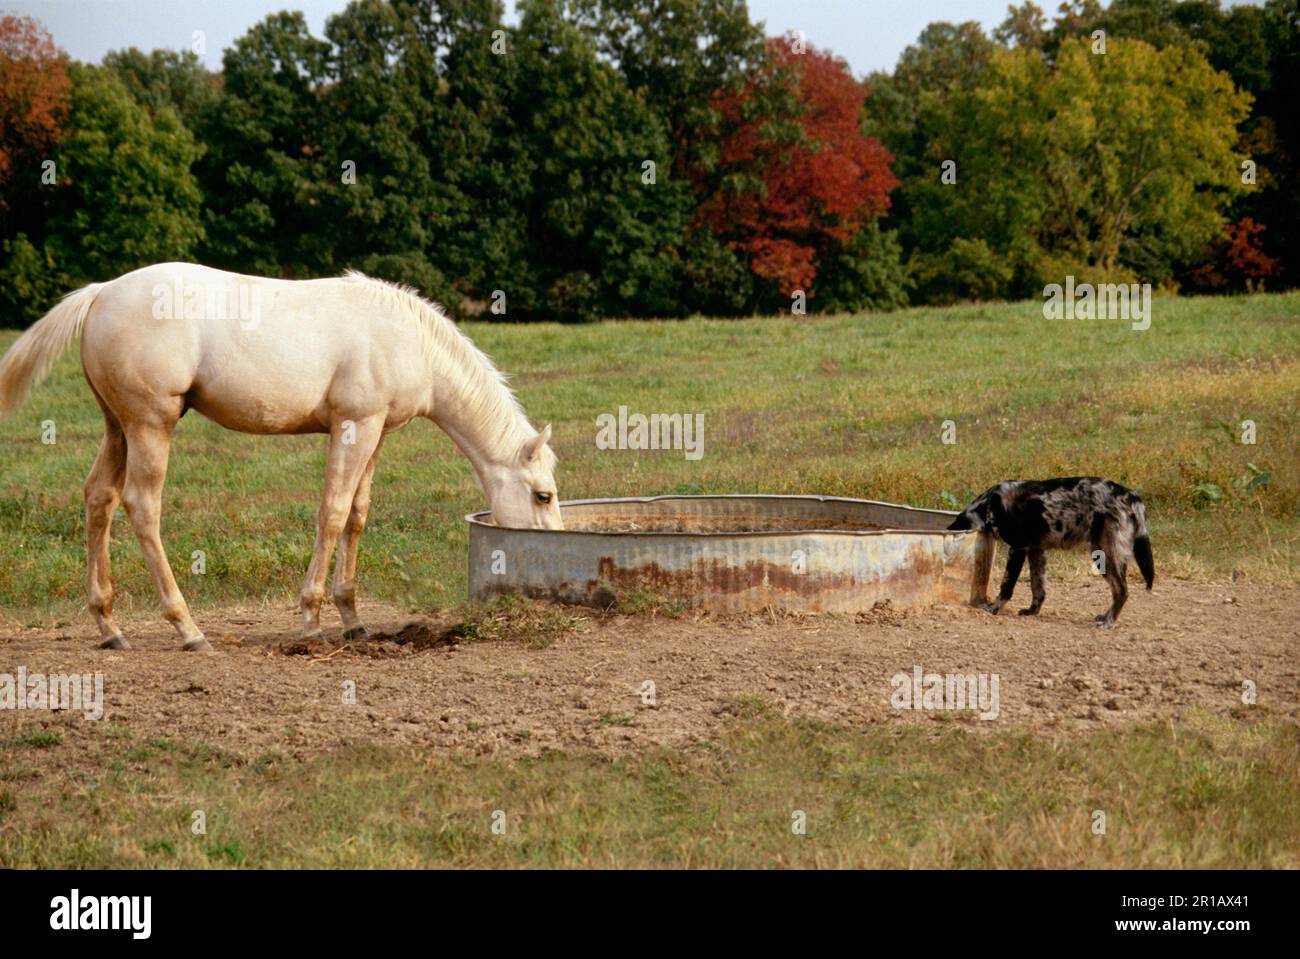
(332, 440), (382, 640)
(300, 416), (383, 640)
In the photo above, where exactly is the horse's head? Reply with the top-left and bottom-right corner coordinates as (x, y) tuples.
(487, 424), (563, 530)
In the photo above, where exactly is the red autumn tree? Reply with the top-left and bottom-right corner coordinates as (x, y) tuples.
(0, 14), (70, 209)
(1190, 217), (1282, 292)
(1224, 218), (1279, 288)
(697, 35), (898, 300)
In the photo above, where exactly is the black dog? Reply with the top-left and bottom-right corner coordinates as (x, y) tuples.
(947, 478), (1154, 626)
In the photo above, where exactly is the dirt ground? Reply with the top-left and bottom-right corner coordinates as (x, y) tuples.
(2, 577), (1296, 761)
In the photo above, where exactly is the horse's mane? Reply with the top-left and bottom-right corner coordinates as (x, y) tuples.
(340, 271), (548, 465)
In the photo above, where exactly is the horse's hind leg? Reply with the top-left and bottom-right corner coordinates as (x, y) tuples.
(121, 421), (208, 651)
(85, 420), (127, 648)
(332, 440), (382, 641)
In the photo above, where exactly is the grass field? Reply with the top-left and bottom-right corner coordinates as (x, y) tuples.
(1, 291), (1297, 621)
(2, 291), (1298, 869)
(4, 709), (1297, 868)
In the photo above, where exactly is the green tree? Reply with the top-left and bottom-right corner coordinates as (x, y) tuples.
(910, 237), (1014, 305)
(994, 2), (1049, 52)
(506, 0), (689, 319)
(198, 11), (333, 276)
(572, 0), (764, 179)
(814, 220), (912, 313)
(102, 48), (219, 127)
(915, 36), (1248, 295)
(569, 0), (766, 316)
(322, 0), (447, 299)
(861, 22), (997, 261)
(44, 63), (203, 285)
(1036, 38), (1247, 276)
(398, 0), (533, 310)
(1067, 0), (1299, 286)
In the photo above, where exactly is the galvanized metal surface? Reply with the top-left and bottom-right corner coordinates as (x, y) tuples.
(467, 495), (993, 614)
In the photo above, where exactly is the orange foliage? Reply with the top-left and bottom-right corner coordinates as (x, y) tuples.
(1224, 217), (1278, 283)
(0, 15), (71, 203)
(699, 37), (897, 297)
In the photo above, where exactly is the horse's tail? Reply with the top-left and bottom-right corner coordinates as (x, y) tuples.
(0, 282), (105, 417)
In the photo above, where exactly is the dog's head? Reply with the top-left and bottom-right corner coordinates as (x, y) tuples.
(947, 494), (991, 532)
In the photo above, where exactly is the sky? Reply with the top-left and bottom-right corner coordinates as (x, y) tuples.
(10, 0), (1027, 78)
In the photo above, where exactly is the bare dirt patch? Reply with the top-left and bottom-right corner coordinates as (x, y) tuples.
(2, 578), (1296, 764)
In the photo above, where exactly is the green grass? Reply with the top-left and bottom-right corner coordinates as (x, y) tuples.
(2, 711), (1296, 868)
(1, 291), (1298, 622)
(1, 730), (64, 750)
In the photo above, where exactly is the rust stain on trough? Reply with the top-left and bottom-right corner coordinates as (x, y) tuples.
(591, 555), (858, 608)
(467, 495), (993, 615)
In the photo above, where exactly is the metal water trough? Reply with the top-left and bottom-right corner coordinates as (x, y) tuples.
(467, 494), (994, 614)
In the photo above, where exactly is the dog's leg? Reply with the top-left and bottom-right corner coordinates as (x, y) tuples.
(983, 547), (1026, 614)
(1096, 558), (1128, 626)
(1019, 549), (1046, 615)
(1094, 525), (1128, 626)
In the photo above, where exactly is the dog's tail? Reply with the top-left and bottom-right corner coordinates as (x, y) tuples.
(0, 282), (104, 417)
(1130, 496), (1155, 590)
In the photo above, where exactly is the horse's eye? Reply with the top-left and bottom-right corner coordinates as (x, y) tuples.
(535, 491), (552, 505)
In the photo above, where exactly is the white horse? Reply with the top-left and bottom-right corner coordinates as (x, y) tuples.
(0, 262), (562, 651)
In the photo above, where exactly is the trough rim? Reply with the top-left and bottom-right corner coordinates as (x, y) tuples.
(465, 493), (964, 539)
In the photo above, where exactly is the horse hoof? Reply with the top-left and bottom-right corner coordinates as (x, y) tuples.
(343, 625), (370, 642)
(182, 637), (213, 652)
(99, 634), (130, 650)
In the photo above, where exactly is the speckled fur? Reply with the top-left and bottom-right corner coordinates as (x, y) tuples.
(948, 477), (1154, 626)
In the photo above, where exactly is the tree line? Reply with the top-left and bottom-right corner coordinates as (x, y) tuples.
(1, 0), (1295, 325)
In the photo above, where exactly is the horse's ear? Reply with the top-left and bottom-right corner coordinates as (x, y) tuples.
(519, 424), (552, 464)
